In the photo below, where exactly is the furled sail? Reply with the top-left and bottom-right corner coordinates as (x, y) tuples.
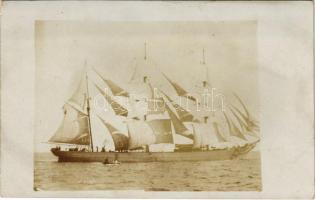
(147, 119), (173, 144)
(49, 104), (90, 145)
(165, 103), (194, 139)
(93, 68), (129, 97)
(162, 73), (196, 102)
(98, 116), (128, 150)
(223, 112), (247, 140)
(94, 84), (128, 117)
(127, 120), (156, 149)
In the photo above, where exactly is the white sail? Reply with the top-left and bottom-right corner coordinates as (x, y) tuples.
(146, 82), (166, 115)
(127, 119), (156, 149)
(161, 90), (200, 122)
(49, 60), (259, 154)
(223, 112), (247, 141)
(69, 75), (88, 111)
(147, 119), (173, 144)
(163, 73), (197, 102)
(98, 116), (129, 151)
(191, 123), (217, 148)
(94, 84), (128, 117)
(165, 103), (194, 139)
(93, 68), (129, 97)
(49, 104), (90, 145)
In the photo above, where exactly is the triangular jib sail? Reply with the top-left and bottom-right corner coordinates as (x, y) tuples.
(223, 112), (247, 140)
(49, 104), (90, 145)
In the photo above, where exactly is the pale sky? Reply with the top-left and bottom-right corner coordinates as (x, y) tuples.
(35, 21), (259, 152)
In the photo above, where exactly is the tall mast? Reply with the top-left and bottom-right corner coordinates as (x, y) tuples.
(201, 48), (210, 88)
(85, 72), (94, 152)
(144, 42), (147, 60)
(203, 48), (210, 83)
(202, 48), (206, 65)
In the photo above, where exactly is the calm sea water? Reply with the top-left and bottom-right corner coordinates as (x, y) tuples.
(34, 152), (261, 191)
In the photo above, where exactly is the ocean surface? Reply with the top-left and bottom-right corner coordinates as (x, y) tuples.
(34, 152), (261, 191)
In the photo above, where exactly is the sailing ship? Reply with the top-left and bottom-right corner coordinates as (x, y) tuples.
(49, 46), (260, 162)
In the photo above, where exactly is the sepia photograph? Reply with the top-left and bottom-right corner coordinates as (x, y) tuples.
(34, 20), (261, 191)
(1, 1), (313, 198)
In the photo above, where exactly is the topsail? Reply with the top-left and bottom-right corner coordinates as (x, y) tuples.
(68, 75), (88, 113)
(161, 91), (198, 122)
(165, 103), (194, 139)
(162, 73), (196, 102)
(103, 79), (129, 97)
(94, 84), (128, 117)
(146, 81), (166, 115)
(94, 69), (129, 97)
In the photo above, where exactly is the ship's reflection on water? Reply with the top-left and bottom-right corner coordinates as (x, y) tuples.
(34, 152), (261, 191)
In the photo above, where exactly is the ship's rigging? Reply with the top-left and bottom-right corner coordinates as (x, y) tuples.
(49, 46), (259, 153)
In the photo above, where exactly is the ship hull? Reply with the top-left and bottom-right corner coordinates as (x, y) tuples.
(51, 144), (256, 163)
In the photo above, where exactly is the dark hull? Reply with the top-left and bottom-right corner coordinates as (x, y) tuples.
(51, 143), (257, 163)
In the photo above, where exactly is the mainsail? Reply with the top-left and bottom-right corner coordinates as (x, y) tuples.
(94, 84), (128, 117)
(147, 119), (173, 144)
(98, 116), (129, 151)
(127, 120), (156, 149)
(49, 104), (90, 145)
(212, 122), (228, 143)
(191, 123), (211, 148)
